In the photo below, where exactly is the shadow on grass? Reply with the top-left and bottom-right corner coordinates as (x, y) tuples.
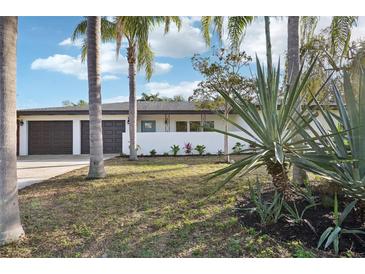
(1, 157), (270, 258)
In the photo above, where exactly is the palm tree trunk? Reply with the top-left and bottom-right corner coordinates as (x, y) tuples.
(87, 16), (106, 179)
(288, 16), (307, 186)
(128, 44), (138, 161)
(224, 102), (230, 163)
(264, 16), (273, 81)
(266, 160), (292, 200)
(0, 16), (25, 245)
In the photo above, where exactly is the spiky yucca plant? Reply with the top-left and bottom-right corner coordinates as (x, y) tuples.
(208, 57), (317, 199)
(291, 68), (365, 202)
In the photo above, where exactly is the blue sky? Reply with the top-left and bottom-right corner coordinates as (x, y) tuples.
(17, 16), (365, 109)
(17, 16), (208, 109)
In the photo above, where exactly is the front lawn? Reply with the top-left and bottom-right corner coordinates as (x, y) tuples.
(1, 156), (323, 257)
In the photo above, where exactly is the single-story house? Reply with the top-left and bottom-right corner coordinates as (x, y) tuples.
(17, 101), (337, 156)
(17, 101), (248, 156)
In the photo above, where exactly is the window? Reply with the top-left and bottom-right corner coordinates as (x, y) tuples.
(141, 120), (156, 132)
(176, 121), (187, 132)
(189, 121), (201, 132)
(203, 121), (215, 131)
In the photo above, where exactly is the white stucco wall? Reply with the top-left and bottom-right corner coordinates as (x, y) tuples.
(134, 131), (248, 155)
(18, 110), (339, 156)
(18, 114), (128, 156)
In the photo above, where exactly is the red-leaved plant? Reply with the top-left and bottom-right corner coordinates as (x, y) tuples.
(184, 142), (193, 154)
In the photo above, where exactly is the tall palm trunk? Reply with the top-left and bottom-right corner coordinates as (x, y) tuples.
(288, 16), (307, 186)
(87, 16), (106, 179)
(0, 16), (24, 245)
(224, 102), (230, 162)
(128, 44), (138, 161)
(264, 16), (273, 82)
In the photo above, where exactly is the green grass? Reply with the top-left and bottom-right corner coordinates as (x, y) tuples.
(0, 156), (319, 258)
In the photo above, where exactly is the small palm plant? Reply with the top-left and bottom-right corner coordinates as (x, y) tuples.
(208, 57), (317, 198)
(170, 145), (180, 156)
(195, 145), (206, 155)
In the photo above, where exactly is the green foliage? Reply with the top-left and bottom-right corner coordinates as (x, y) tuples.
(149, 149), (157, 156)
(291, 243), (316, 258)
(317, 194), (364, 255)
(283, 201), (317, 233)
(190, 48), (254, 112)
(245, 178), (284, 226)
(206, 56), (318, 194)
(194, 145), (206, 156)
(291, 68), (365, 201)
(200, 16), (254, 50)
(291, 180), (318, 207)
(62, 100), (87, 107)
(232, 142), (244, 154)
(72, 223), (93, 239)
(138, 92), (187, 102)
(170, 145), (180, 156)
(72, 17), (181, 79)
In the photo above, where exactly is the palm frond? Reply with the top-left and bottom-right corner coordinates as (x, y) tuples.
(201, 16), (212, 46)
(330, 16), (358, 60)
(137, 41), (154, 80)
(227, 16), (254, 50)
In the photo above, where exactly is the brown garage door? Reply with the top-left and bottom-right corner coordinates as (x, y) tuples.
(28, 121), (73, 155)
(81, 120), (125, 154)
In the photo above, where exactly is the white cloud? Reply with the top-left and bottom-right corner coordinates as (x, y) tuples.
(240, 16), (365, 64)
(31, 42), (173, 80)
(31, 54), (87, 80)
(102, 75), (119, 81)
(103, 95), (129, 103)
(238, 18), (288, 63)
(149, 17), (208, 58)
(143, 80), (200, 98)
(154, 63), (173, 74)
(59, 37), (83, 47)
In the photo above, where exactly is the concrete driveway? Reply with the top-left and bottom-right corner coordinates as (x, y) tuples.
(17, 154), (117, 190)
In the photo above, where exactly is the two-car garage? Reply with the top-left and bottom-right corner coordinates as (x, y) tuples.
(27, 120), (125, 155)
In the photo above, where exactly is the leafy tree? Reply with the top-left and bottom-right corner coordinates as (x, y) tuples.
(138, 92), (162, 102)
(62, 99), (88, 106)
(299, 16), (358, 102)
(0, 16), (24, 245)
(191, 48), (255, 162)
(138, 92), (187, 102)
(163, 95), (186, 102)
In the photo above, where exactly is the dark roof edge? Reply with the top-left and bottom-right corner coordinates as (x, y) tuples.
(17, 109), (217, 116)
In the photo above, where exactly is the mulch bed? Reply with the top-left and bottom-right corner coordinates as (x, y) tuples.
(235, 187), (365, 256)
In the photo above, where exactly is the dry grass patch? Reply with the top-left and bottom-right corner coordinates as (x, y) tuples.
(0, 156), (318, 257)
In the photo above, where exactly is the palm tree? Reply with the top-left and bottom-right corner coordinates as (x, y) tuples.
(73, 17), (181, 161)
(86, 16), (106, 179)
(287, 16), (307, 186)
(201, 16), (254, 163)
(264, 16), (273, 81)
(201, 16), (254, 50)
(114, 17), (181, 160)
(0, 16), (25, 245)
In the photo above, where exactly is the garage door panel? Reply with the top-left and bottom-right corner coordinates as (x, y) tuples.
(81, 120), (125, 154)
(28, 121), (73, 155)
